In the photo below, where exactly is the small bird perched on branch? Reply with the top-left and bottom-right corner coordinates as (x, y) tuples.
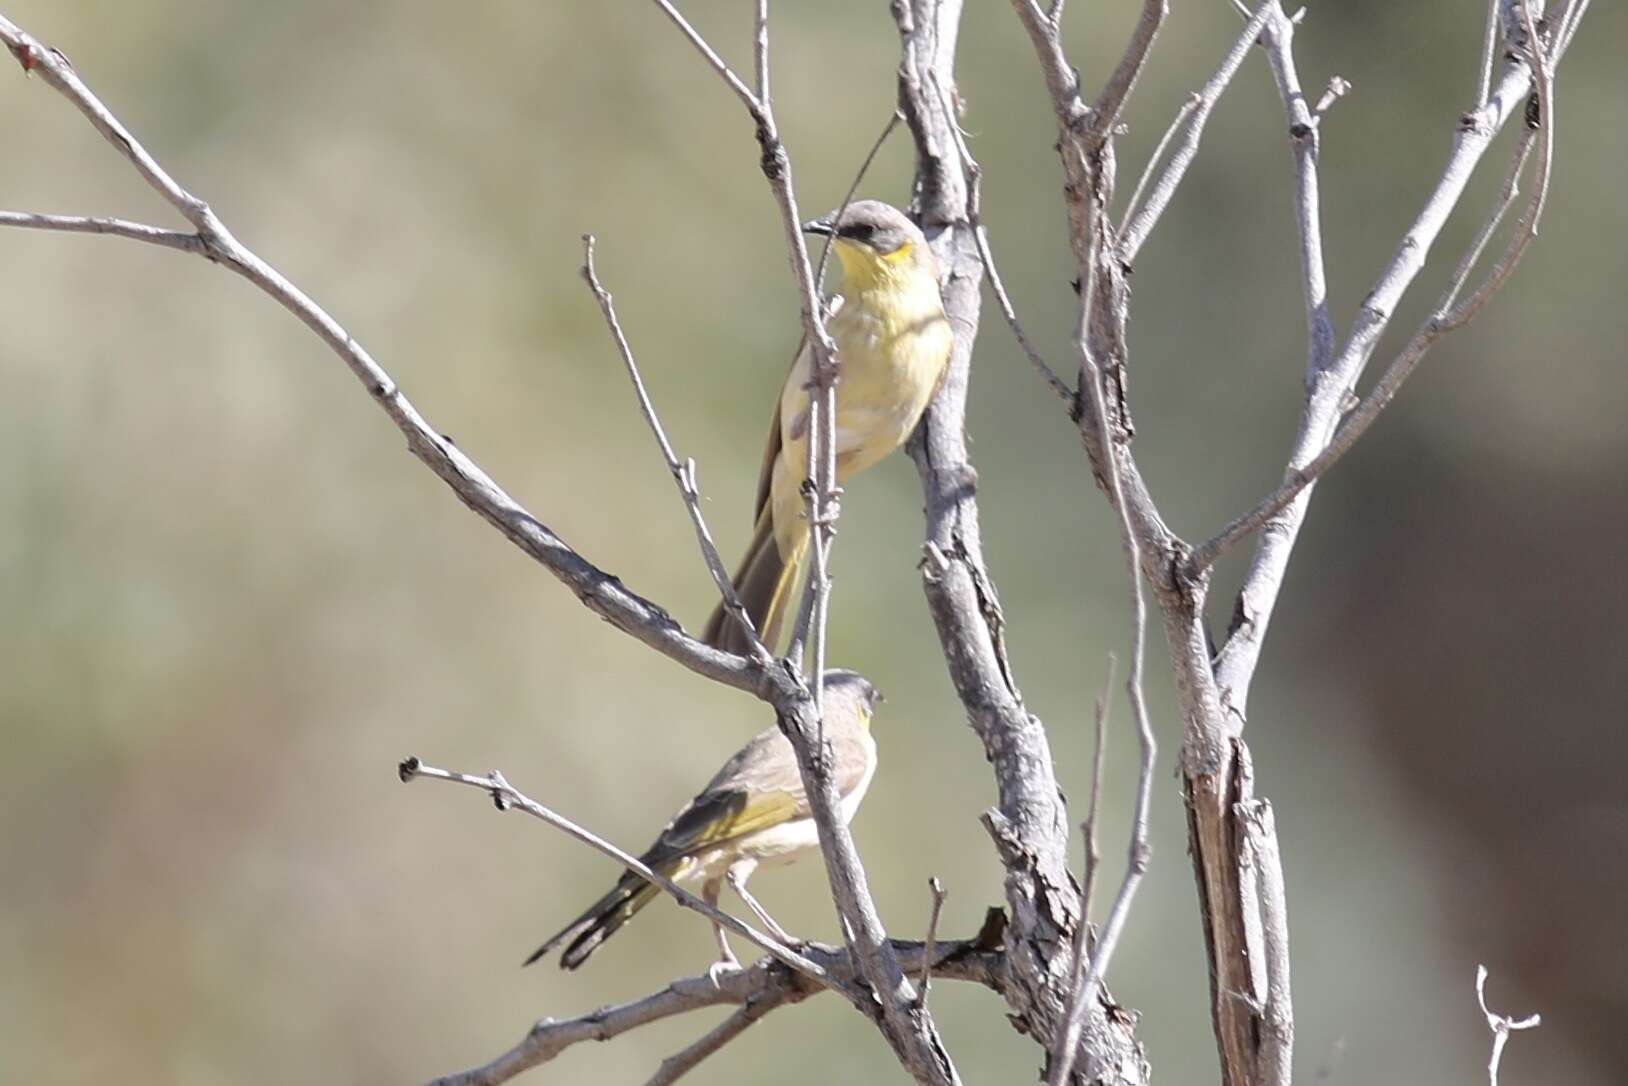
(702, 200), (952, 654)
(525, 670), (882, 970)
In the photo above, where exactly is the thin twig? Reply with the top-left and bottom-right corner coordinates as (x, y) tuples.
(791, 108), (903, 665)
(0, 14), (765, 696)
(581, 235), (772, 663)
(1477, 0), (1500, 107)
(929, 73), (1074, 404)
(1555, 0), (1593, 57)
(425, 963), (788, 1086)
(1089, 0), (1169, 140)
(651, 8), (955, 1078)
(1080, 653), (1118, 927)
(1190, 56), (1556, 577)
(648, 0), (762, 114)
(918, 878), (947, 1003)
(901, 1), (1148, 1078)
(1441, 130), (1537, 315)
(1203, 4), (1586, 721)
(644, 994), (786, 1086)
(426, 939), (1002, 1086)
(1048, 216), (1157, 1086)
(813, 110), (903, 293)
(1313, 76), (1351, 119)
(1117, 93), (1198, 238)
(1476, 966), (1541, 1086)
(752, 0), (769, 103)
(1119, 0), (1276, 263)
(0, 210), (200, 252)
(397, 757), (832, 986)
(1051, 652), (1117, 1084)
(1513, 0), (1554, 233)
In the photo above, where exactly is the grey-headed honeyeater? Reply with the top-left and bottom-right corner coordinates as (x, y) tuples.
(525, 670), (881, 970)
(701, 201), (952, 655)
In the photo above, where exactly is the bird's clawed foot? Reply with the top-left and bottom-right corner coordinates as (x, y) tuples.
(706, 948), (742, 987)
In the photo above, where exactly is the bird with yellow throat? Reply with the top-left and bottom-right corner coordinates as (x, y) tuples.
(702, 200), (952, 654)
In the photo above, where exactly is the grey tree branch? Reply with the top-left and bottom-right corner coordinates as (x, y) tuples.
(1089, 0), (1169, 140)
(929, 74), (1075, 405)
(396, 757), (833, 987)
(0, 13), (768, 700)
(1080, 655), (1117, 926)
(1118, 0), (1277, 263)
(1238, 799), (1293, 1086)
(425, 941), (1002, 1086)
(1203, 5), (1584, 723)
(899, 1), (1148, 1082)
(1046, 173), (1158, 1086)
(0, 8), (958, 1083)
(580, 234), (773, 665)
(0, 210), (200, 252)
(1476, 965), (1541, 1086)
(649, 6), (960, 1080)
(996, 5), (1297, 1085)
(642, 996), (783, 1086)
(918, 878), (947, 1004)
(1116, 92), (1197, 242)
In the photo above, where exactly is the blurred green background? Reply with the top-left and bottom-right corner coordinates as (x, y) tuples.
(2, 2), (1623, 1083)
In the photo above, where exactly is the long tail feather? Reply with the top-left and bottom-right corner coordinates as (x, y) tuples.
(524, 872), (664, 970)
(702, 509), (808, 654)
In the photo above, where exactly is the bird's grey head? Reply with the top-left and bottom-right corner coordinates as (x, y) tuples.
(802, 199), (924, 257)
(822, 669), (884, 714)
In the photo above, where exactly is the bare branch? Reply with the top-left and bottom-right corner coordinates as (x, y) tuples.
(813, 110), (903, 293)
(1477, 0), (1500, 106)
(1190, 49), (1556, 582)
(643, 994), (785, 1086)
(1048, 654), (1116, 1086)
(0, 14), (766, 697)
(1312, 76), (1351, 118)
(1089, 0), (1170, 140)
(426, 940), (1001, 1086)
(752, 0), (769, 103)
(1119, 0), (1277, 263)
(1442, 130), (1537, 315)
(426, 965), (787, 1086)
(0, 210), (200, 252)
(1048, 222), (1158, 1086)
(1238, 800), (1293, 1086)
(899, 1), (1148, 1079)
(646, 6), (960, 1078)
(1476, 966), (1541, 1086)
(0, 18), (210, 229)
(1081, 654), (1118, 928)
(929, 73), (1075, 405)
(918, 878), (948, 1003)
(648, 0), (761, 114)
(1117, 93), (1197, 240)
(397, 757), (833, 986)
(1204, 8), (1585, 718)
(581, 235), (773, 664)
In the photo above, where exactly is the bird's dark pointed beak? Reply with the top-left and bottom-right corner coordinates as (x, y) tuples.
(801, 216), (835, 237)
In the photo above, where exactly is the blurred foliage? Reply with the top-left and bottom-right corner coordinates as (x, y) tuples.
(2, 2), (1624, 1083)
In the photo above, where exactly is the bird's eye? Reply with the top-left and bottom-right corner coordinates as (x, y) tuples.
(843, 222), (877, 243)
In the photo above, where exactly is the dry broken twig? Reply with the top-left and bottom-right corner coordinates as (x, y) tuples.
(397, 757), (831, 986)
(1476, 965), (1541, 1086)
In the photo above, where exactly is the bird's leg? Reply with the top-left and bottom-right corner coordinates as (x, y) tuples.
(702, 876), (739, 984)
(726, 860), (793, 944)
